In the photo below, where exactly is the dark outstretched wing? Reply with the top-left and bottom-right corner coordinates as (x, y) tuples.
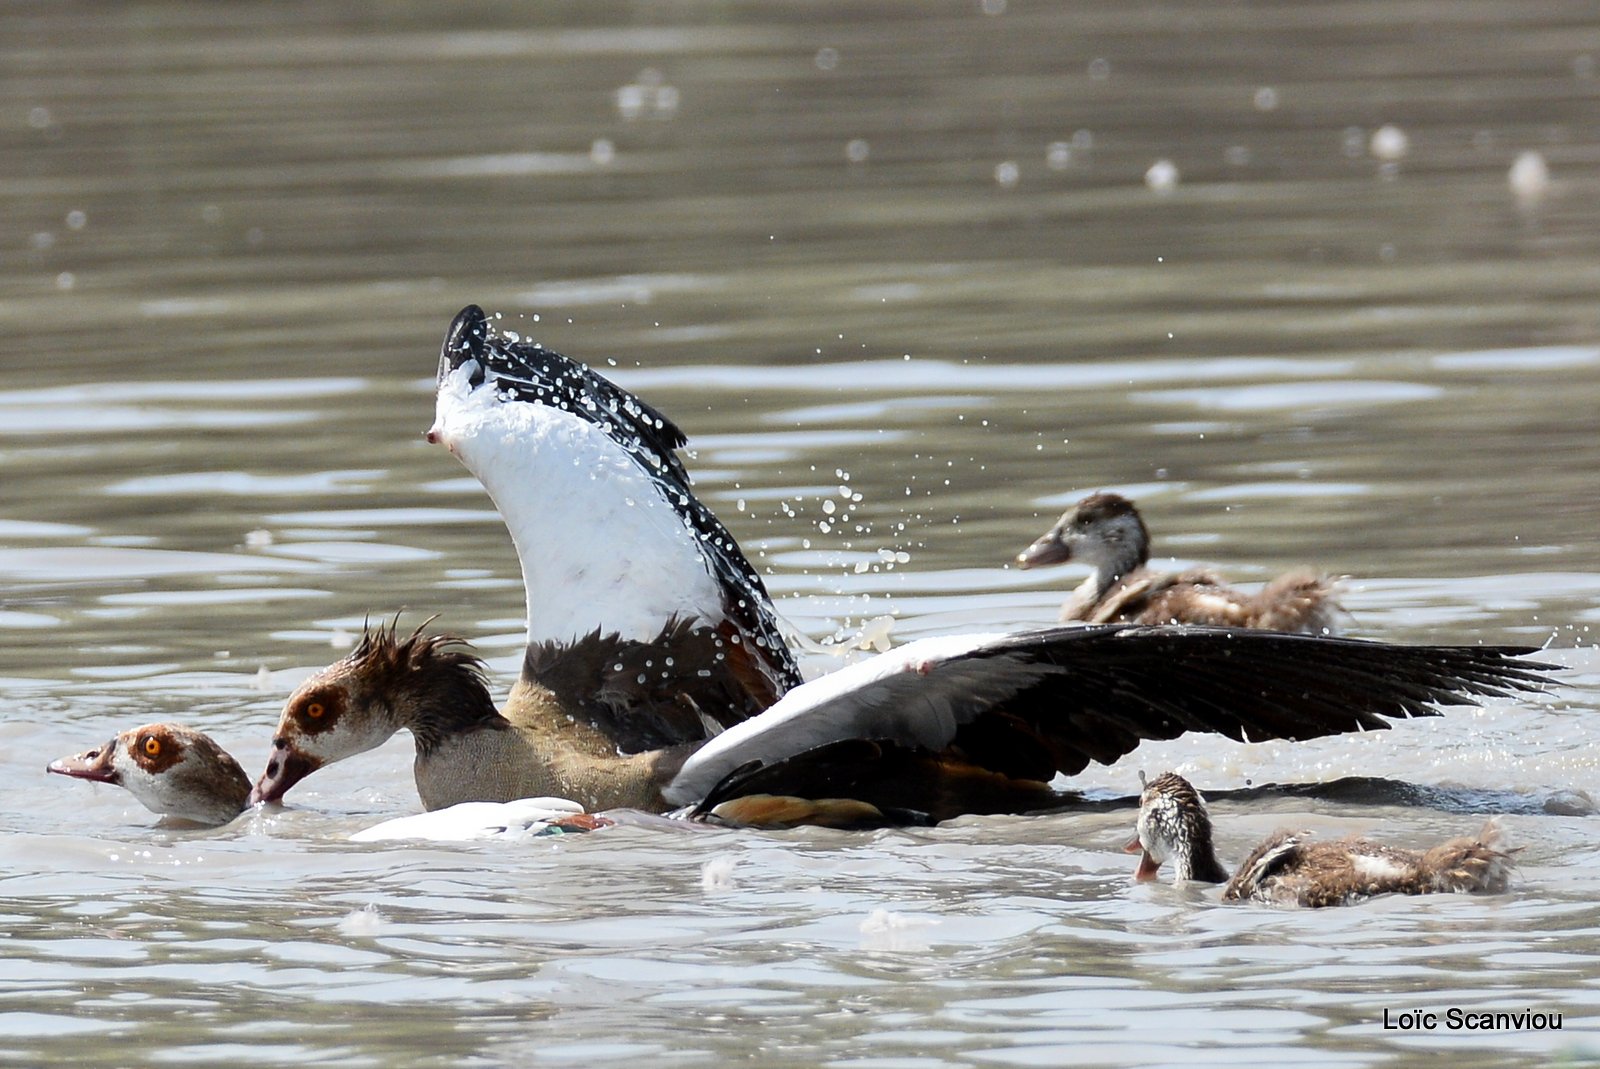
(967, 626), (1550, 773)
(668, 625), (1553, 823)
(440, 305), (803, 699)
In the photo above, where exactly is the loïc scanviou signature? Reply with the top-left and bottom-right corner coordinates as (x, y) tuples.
(1383, 1008), (1562, 1031)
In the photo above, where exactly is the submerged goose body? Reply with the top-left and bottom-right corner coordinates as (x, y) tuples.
(1129, 771), (1516, 907)
(248, 306), (1549, 826)
(49, 723), (250, 826)
(350, 798), (616, 843)
(1017, 492), (1342, 634)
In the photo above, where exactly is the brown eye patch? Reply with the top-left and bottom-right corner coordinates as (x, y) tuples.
(130, 729), (183, 774)
(294, 690), (344, 736)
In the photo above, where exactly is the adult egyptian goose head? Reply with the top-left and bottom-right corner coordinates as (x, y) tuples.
(1128, 770), (1516, 907)
(247, 307), (1550, 825)
(49, 723), (250, 826)
(1017, 492), (1342, 634)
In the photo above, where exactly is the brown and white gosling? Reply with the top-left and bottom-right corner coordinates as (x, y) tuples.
(48, 723), (251, 826)
(1016, 492), (1342, 633)
(1125, 771), (1516, 907)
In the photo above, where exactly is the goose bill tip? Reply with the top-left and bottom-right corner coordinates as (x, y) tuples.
(1016, 538), (1070, 568)
(46, 751), (117, 784)
(249, 751), (320, 806)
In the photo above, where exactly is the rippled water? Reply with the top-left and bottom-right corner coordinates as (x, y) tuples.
(4, 3), (1600, 1066)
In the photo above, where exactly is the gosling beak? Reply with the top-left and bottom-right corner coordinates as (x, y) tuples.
(248, 744), (321, 806)
(1125, 840), (1163, 883)
(1016, 532), (1071, 569)
(1123, 833), (1163, 882)
(1126, 844), (1164, 883)
(47, 739), (119, 784)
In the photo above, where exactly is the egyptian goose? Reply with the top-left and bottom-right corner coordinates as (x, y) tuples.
(1016, 492), (1342, 633)
(245, 306), (1549, 826)
(1127, 771), (1516, 906)
(48, 723), (250, 826)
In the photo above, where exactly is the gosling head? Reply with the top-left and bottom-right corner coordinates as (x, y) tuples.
(1016, 492), (1151, 576)
(1124, 770), (1230, 884)
(48, 723), (250, 826)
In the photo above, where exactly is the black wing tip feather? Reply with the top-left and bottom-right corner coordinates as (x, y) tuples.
(440, 304), (490, 384)
(1000, 623), (1557, 688)
(441, 303), (690, 453)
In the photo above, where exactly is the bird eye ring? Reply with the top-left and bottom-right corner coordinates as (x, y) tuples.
(143, 737), (161, 756)
(306, 702), (325, 719)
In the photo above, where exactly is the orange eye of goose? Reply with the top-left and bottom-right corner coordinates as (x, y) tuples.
(143, 736), (161, 756)
(306, 702), (325, 719)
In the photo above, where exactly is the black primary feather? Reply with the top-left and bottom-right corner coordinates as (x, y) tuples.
(952, 626), (1553, 774)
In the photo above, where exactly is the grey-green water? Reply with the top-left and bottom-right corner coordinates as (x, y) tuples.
(2, 3), (1599, 1066)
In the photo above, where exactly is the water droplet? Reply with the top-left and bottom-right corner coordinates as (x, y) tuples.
(1369, 124), (1409, 161)
(1144, 159), (1179, 192)
(1509, 150), (1550, 204)
(616, 84), (646, 120)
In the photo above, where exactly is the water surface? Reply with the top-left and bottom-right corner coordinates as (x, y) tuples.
(3, 3), (1599, 1066)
